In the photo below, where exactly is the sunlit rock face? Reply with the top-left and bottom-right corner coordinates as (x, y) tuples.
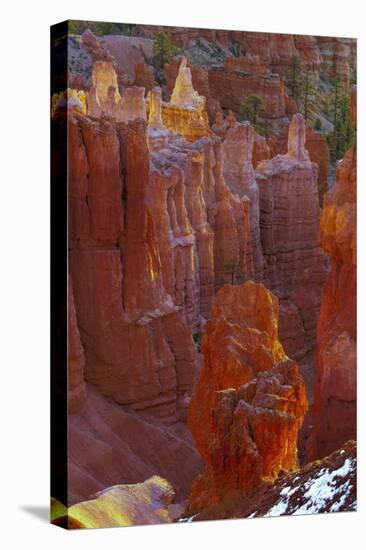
(147, 87), (169, 151)
(87, 61), (146, 122)
(162, 57), (211, 141)
(68, 275), (86, 414)
(51, 89), (87, 117)
(170, 56), (205, 110)
(308, 148), (356, 461)
(223, 123), (264, 279)
(187, 282), (307, 514)
(165, 56), (221, 122)
(65, 476), (176, 528)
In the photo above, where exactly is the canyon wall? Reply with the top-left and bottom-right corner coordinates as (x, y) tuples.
(255, 114), (328, 365)
(308, 147), (356, 460)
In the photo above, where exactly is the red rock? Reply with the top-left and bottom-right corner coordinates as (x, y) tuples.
(252, 132), (271, 168)
(68, 275), (86, 414)
(266, 123), (330, 206)
(134, 59), (156, 90)
(187, 282), (307, 513)
(308, 148), (356, 460)
(305, 126), (330, 206)
(67, 112), (196, 422)
(208, 62), (286, 120)
(223, 123), (264, 278)
(255, 114), (325, 299)
(294, 35), (321, 76)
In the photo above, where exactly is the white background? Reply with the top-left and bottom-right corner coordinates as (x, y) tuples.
(0, 0), (364, 548)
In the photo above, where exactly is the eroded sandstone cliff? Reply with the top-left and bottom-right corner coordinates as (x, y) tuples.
(308, 147), (356, 461)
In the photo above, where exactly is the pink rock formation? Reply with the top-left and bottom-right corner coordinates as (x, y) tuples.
(222, 123), (264, 277)
(252, 132), (271, 167)
(187, 282), (307, 514)
(211, 111), (228, 139)
(305, 126), (330, 205)
(308, 147), (356, 460)
(68, 112), (196, 422)
(255, 114), (324, 298)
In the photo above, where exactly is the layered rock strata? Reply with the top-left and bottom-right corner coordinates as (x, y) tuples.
(255, 114), (328, 367)
(187, 282), (307, 514)
(255, 114), (326, 298)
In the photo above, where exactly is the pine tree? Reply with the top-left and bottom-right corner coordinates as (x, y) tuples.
(327, 76), (356, 162)
(239, 95), (265, 133)
(288, 56), (304, 105)
(303, 71), (318, 123)
(152, 32), (181, 84)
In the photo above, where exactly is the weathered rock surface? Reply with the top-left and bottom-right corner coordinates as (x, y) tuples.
(67, 111), (196, 422)
(208, 60), (287, 122)
(68, 386), (202, 505)
(223, 123), (264, 277)
(305, 127), (330, 206)
(255, 114), (326, 299)
(317, 36), (356, 84)
(255, 114), (329, 382)
(187, 282), (307, 514)
(308, 148), (356, 461)
(265, 124), (330, 209)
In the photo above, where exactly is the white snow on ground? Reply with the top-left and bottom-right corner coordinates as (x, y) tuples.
(177, 514), (198, 523)
(263, 456), (356, 517)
